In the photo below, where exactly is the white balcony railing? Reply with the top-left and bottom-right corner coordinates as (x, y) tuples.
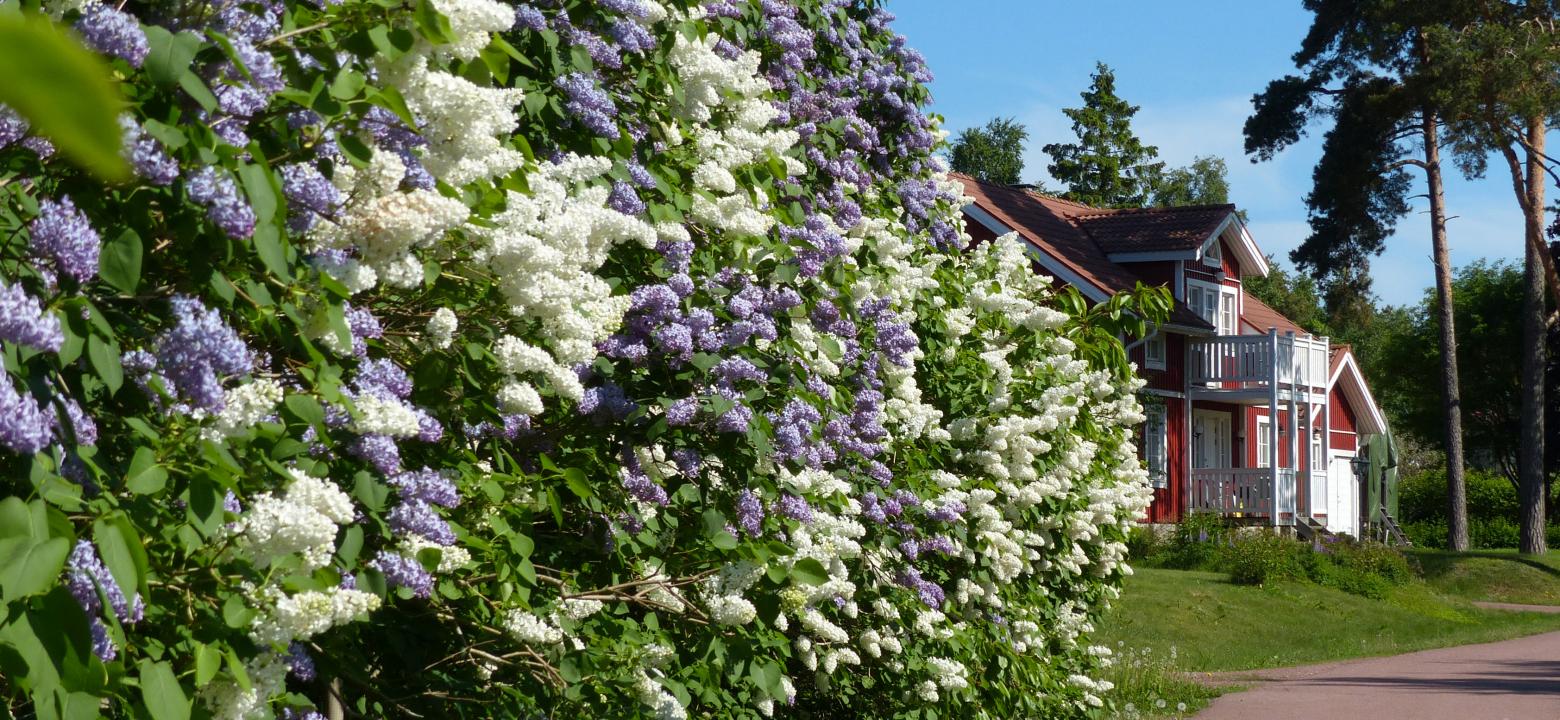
(1188, 467), (1297, 523)
(1188, 330), (1330, 391)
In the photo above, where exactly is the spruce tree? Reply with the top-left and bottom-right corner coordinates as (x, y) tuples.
(1043, 63), (1164, 208)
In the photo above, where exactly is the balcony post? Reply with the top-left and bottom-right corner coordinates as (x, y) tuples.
(1270, 329), (1280, 527)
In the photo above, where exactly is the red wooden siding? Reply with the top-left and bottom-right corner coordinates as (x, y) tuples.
(1144, 396), (1187, 523)
(1329, 386), (1358, 451)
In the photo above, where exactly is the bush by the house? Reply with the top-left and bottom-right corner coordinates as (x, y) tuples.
(1225, 531), (1305, 586)
(0, 1), (1172, 718)
(1399, 467), (1559, 549)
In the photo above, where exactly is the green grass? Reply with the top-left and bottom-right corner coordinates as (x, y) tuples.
(1096, 568), (1560, 673)
(1409, 548), (1560, 605)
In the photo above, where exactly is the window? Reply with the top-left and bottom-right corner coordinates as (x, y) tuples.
(1186, 280), (1238, 335)
(1203, 240), (1223, 268)
(1144, 405), (1168, 488)
(1311, 433), (1324, 472)
(1256, 416), (1273, 468)
(1144, 333), (1166, 370)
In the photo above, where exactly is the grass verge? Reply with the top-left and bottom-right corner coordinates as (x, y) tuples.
(1409, 549), (1560, 606)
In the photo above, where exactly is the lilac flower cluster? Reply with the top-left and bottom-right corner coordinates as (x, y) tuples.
(781, 214), (849, 278)
(359, 107), (434, 191)
(187, 167), (257, 240)
(281, 162), (342, 233)
(735, 489), (764, 536)
(0, 105), (26, 148)
(286, 642), (317, 682)
(75, 3), (150, 67)
(618, 449), (669, 506)
(512, 4), (546, 31)
(65, 540), (145, 661)
(380, 467), (461, 597)
(0, 374), (54, 454)
(0, 279), (64, 353)
(152, 296), (254, 412)
(28, 196), (101, 284)
(371, 551), (435, 599)
(555, 72), (619, 138)
(120, 117), (180, 185)
(607, 181), (645, 216)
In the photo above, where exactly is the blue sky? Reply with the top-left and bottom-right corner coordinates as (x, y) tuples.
(887, 0), (1534, 307)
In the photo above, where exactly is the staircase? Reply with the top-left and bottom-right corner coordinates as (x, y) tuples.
(1293, 516), (1329, 542)
(1377, 507), (1412, 547)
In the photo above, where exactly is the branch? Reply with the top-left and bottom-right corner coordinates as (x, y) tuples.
(1385, 158), (1429, 172)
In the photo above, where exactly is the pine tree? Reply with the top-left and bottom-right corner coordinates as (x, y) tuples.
(1042, 63), (1163, 208)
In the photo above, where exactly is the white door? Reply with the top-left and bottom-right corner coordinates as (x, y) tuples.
(1192, 410), (1231, 469)
(1327, 454), (1359, 536)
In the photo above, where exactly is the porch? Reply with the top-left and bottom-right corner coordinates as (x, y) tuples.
(1187, 329), (1330, 404)
(1187, 467), (1305, 525)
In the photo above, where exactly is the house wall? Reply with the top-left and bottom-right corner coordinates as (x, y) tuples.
(1191, 400), (1243, 467)
(1130, 332), (1185, 391)
(1244, 405), (1304, 469)
(1144, 396), (1188, 524)
(1329, 390), (1358, 451)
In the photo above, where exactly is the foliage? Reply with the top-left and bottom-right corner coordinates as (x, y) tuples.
(1241, 255), (1331, 337)
(1370, 263), (1550, 478)
(947, 116), (1027, 186)
(0, 12), (128, 180)
(1223, 532), (1304, 587)
(1042, 62), (1163, 209)
(1149, 155), (1230, 208)
(0, 1), (1167, 719)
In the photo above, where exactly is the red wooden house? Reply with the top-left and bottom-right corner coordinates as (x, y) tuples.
(952, 173), (1390, 537)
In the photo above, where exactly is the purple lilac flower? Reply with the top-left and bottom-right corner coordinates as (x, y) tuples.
(282, 711), (327, 720)
(153, 296), (253, 412)
(512, 4), (545, 31)
(351, 434), (400, 475)
(925, 500), (965, 523)
(360, 107), (425, 153)
(0, 280), (64, 353)
(563, 26), (621, 69)
(671, 448), (701, 477)
(713, 357), (768, 385)
(704, 1), (742, 18)
(389, 468), (460, 508)
(65, 540), (144, 661)
(620, 452), (669, 506)
(713, 390), (752, 434)
(609, 19), (655, 53)
(29, 196), (101, 284)
(20, 136), (55, 159)
(371, 551), (433, 598)
(389, 500), (455, 545)
(211, 37), (284, 118)
(211, 119), (251, 151)
(776, 493), (814, 523)
(75, 3), (149, 67)
(896, 567), (944, 609)
(579, 383), (636, 419)
(626, 162), (656, 189)
(281, 162), (341, 233)
(0, 375), (54, 454)
(186, 167), (256, 239)
(920, 535), (956, 555)
(665, 397), (698, 426)
(353, 358), (411, 400)
(0, 105), (26, 148)
(54, 397), (97, 446)
(735, 489), (764, 536)
(607, 181), (645, 215)
(209, 0), (282, 43)
(555, 72), (619, 137)
(285, 642), (317, 682)
(120, 117), (179, 185)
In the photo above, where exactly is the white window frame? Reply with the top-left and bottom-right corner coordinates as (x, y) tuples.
(1187, 279), (1238, 335)
(1311, 432), (1324, 473)
(1144, 332), (1166, 371)
(1144, 405), (1168, 488)
(1203, 239), (1223, 268)
(1256, 416), (1273, 468)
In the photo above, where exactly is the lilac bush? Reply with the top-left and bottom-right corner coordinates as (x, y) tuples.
(0, 1), (1167, 718)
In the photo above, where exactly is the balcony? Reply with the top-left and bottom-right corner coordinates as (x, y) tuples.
(1187, 330), (1330, 403)
(1188, 467), (1299, 523)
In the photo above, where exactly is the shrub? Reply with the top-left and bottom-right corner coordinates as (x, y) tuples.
(0, 1), (1170, 718)
(1399, 467), (1519, 524)
(1133, 512), (1231, 570)
(1224, 532), (1304, 586)
(1305, 538), (1412, 599)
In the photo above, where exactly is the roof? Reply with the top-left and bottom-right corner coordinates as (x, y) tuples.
(1073, 204), (1237, 254)
(1240, 292), (1307, 336)
(953, 173), (1217, 334)
(1329, 344), (1387, 435)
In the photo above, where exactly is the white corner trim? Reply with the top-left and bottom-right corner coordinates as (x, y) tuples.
(1327, 352), (1387, 435)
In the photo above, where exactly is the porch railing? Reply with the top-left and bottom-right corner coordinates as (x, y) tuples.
(1188, 467), (1297, 524)
(1188, 331), (1330, 390)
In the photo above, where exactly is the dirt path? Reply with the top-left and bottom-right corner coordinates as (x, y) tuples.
(1192, 629), (1560, 719)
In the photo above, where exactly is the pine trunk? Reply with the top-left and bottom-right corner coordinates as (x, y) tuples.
(1519, 117), (1548, 556)
(1423, 114), (1469, 552)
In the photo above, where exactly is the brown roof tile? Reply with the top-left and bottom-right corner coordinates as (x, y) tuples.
(1073, 204), (1235, 254)
(1239, 292), (1307, 336)
(952, 173), (1215, 333)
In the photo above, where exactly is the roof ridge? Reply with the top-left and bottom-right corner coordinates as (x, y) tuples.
(1072, 203), (1237, 220)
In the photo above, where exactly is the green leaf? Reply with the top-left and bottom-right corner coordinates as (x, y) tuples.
(124, 447), (168, 495)
(562, 467), (592, 499)
(790, 558), (829, 586)
(282, 394), (325, 427)
(222, 594), (255, 629)
(0, 498), (70, 600)
(193, 643), (221, 687)
(0, 15), (127, 181)
(329, 68), (366, 100)
(86, 335), (122, 394)
(98, 229), (142, 295)
(141, 26), (204, 86)
(178, 72), (219, 113)
(92, 516), (145, 600)
(137, 660), (190, 720)
(251, 223), (292, 281)
(237, 163), (277, 222)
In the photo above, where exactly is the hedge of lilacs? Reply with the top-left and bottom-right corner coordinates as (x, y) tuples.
(0, 0), (1168, 718)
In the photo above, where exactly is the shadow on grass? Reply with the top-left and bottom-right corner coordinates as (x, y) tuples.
(1413, 550), (1560, 580)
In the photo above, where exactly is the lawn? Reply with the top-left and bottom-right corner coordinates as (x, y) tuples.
(1409, 548), (1560, 605)
(1095, 568), (1560, 673)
